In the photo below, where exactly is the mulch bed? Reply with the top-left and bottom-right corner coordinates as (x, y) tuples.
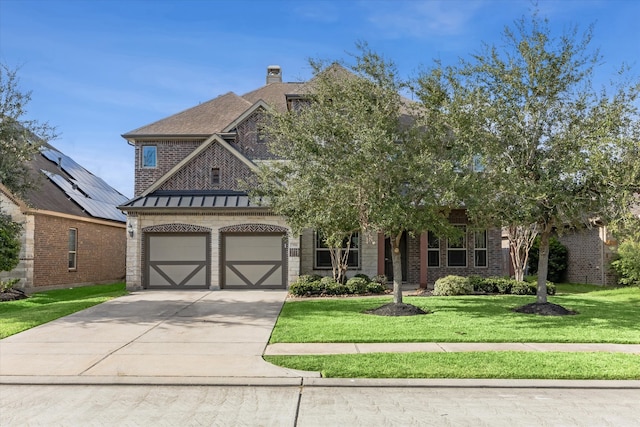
(513, 302), (578, 316)
(365, 302), (429, 316)
(0, 288), (28, 302)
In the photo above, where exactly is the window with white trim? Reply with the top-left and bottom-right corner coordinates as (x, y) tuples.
(68, 228), (77, 270)
(474, 230), (488, 267)
(447, 225), (467, 267)
(314, 232), (359, 269)
(141, 145), (157, 168)
(427, 231), (440, 267)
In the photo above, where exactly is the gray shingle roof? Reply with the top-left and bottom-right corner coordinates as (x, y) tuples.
(122, 92), (252, 138)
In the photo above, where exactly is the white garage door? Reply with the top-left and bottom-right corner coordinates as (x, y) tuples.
(146, 233), (209, 288)
(222, 233), (286, 289)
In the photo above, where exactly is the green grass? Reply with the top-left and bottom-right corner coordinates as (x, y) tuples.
(265, 351), (640, 379)
(0, 283), (127, 338)
(271, 284), (640, 344)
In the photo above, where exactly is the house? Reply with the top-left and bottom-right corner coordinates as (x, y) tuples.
(0, 142), (128, 291)
(119, 66), (504, 291)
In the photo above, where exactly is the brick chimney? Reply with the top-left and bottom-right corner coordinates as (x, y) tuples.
(266, 65), (282, 84)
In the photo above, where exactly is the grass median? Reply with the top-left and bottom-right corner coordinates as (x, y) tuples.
(266, 284), (640, 379)
(0, 283), (127, 339)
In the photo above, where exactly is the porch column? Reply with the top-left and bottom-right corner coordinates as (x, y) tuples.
(420, 232), (428, 288)
(377, 232), (385, 277)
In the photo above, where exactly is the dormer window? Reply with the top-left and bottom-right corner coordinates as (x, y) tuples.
(142, 145), (157, 168)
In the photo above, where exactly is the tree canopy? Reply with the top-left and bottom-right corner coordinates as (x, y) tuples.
(0, 64), (56, 197)
(418, 13), (640, 302)
(257, 45), (458, 303)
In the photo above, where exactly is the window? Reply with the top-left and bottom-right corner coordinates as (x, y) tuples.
(68, 228), (77, 270)
(474, 230), (488, 267)
(141, 145), (157, 168)
(211, 168), (220, 186)
(427, 231), (440, 267)
(447, 225), (467, 267)
(314, 232), (359, 269)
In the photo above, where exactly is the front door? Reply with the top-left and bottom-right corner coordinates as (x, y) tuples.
(384, 232), (407, 281)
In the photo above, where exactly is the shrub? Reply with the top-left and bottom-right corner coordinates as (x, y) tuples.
(366, 281), (386, 294)
(511, 281), (535, 295)
(528, 236), (568, 283)
(353, 273), (371, 282)
(372, 275), (388, 285)
(346, 277), (369, 294)
(289, 275), (323, 296)
(323, 279), (348, 295)
(611, 240), (640, 287)
(433, 275), (473, 296)
(469, 275), (492, 293)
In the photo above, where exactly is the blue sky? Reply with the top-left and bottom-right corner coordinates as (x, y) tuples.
(1, 0), (638, 198)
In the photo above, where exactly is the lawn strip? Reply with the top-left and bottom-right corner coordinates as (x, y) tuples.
(0, 283), (127, 338)
(271, 286), (640, 344)
(264, 351), (640, 379)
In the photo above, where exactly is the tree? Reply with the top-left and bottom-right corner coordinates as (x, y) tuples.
(258, 45), (457, 305)
(0, 206), (21, 274)
(508, 224), (538, 281)
(1, 64), (56, 197)
(419, 12), (640, 307)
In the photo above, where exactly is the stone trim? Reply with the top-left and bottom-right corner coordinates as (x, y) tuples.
(142, 223), (212, 233)
(219, 223), (289, 233)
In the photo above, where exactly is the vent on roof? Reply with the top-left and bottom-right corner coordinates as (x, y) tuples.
(266, 65), (282, 84)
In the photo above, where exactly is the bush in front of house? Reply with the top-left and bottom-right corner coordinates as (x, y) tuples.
(433, 275), (556, 296)
(346, 277), (369, 294)
(371, 274), (388, 285)
(611, 240), (640, 287)
(288, 274), (387, 297)
(432, 275), (474, 296)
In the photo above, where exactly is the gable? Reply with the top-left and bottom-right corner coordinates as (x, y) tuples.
(157, 139), (257, 192)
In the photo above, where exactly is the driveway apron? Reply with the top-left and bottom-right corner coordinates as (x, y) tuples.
(0, 290), (315, 383)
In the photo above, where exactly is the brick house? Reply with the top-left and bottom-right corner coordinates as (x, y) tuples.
(119, 66), (503, 291)
(0, 143), (128, 291)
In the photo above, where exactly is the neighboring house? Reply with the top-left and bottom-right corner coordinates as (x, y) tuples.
(119, 66), (503, 291)
(0, 142), (128, 291)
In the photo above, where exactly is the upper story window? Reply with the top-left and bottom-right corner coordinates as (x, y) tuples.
(211, 168), (220, 187)
(447, 225), (467, 267)
(427, 231), (440, 267)
(142, 145), (157, 168)
(68, 228), (78, 270)
(314, 232), (360, 269)
(474, 230), (488, 267)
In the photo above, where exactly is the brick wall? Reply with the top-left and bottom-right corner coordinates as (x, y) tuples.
(235, 111), (278, 160)
(558, 227), (614, 285)
(134, 139), (204, 196)
(32, 215), (126, 288)
(159, 142), (256, 192)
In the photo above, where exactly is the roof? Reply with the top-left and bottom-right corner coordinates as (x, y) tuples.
(22, 143), (128, 222)
(241, 82), (305, 114)
(122, 92), (252, 138)
(120, 190), (268, 212)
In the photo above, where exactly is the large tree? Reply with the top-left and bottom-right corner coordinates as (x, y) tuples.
(1, 64), (56, 197)
(258, 45), (457, 304)
(418, 13), (640, 306)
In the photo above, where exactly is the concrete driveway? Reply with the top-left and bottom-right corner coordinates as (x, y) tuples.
(0, 290), (317, 384)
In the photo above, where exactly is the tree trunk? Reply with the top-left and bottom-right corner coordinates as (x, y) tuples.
(536, 226), (551, 304)
(390, 233), (403, 304)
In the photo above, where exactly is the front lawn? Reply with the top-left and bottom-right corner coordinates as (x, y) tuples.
(270, 284), (640, 344)
(0, 283), (127, 339)
(264, 351), (640, 379)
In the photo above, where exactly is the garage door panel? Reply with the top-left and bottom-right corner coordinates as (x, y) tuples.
(222, 233), (286, 289)
(225, 235), (283, 261)
(149, 235), (207, 261)
(146, 233), (209, 289)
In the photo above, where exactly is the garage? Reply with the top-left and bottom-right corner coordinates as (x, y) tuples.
(221, 232), (286, 289)
(145, 233), (210, 289)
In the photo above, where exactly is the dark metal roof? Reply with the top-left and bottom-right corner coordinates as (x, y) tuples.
(119, 190), (268, 211)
